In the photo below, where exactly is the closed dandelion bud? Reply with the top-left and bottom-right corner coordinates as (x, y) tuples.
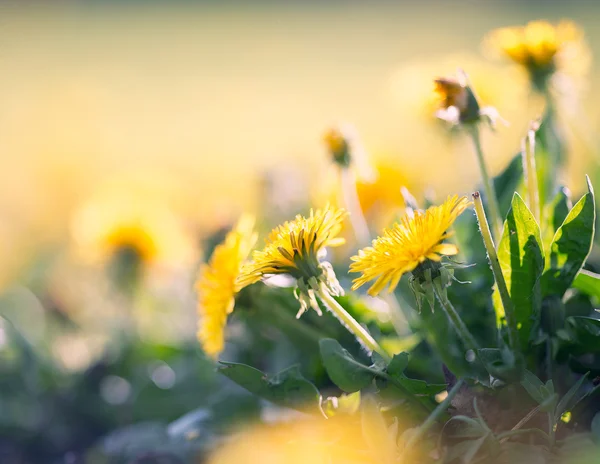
(323, 128), (351, 167)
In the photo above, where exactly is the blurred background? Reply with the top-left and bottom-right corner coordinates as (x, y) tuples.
(0, 1), (599, 462)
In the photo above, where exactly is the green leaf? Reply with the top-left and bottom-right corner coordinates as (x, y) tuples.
(218, 362), (321, 412)
(384, 352), (446, 396)
(566, 317), (600, 353)
(542, 187), (572, 252)
(319, 338), (375, 393)
(573, 270), (600, 300)
(493, 193), (544, 344)
(555, 373), (589, 421)
(542, 177), (596, 298)
(521, 370), (557, 412)
(493, 153), (524, 217)
(477, 348), (521, 382)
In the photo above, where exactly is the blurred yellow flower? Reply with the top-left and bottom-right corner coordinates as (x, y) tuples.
(71, 178), (194, 271)
(196, 215), (257, 358)
(237, 205), (346, 316)
(484, 20), (590, 89)
(208, 406), (403, 464)
(355, 160), (407, 226)
(350, 195), (470, 295)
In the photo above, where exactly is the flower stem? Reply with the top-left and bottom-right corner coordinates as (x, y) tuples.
(472, 192), (520, 353)
(522, 127), (541, 223)
(468, 125), (502, 243)
(402, 379), (465, 456)
(340, 167), (371, 247)
(433, 286), (481, 359)
(318, 287), (390, 362)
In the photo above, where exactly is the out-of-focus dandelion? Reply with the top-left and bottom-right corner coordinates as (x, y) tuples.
(196, 215), (257, 359)
(351, 195), (479, 355)
(484, 20), (590, 92)
(323, 126), (375, 245)
(208, 400), (402, 464)
(237, 205), (388, 358)
(71, 180), (195, 289)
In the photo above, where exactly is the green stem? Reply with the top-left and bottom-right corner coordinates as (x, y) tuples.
(473, 192), (519, 353)
(547, 412), (556, 447)
(469, 125), (502, 243)
(523, 128), (541, 223)
(340, 167), (371, 247)
(402, 379), (465, 455)
(433, 286), (481, 361)
(317, 287), (390, 362)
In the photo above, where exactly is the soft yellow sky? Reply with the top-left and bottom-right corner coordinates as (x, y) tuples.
(0, 2), (599, 284)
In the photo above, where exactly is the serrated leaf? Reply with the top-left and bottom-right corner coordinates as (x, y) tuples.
(542, 177), (596, 298)
(493, 193), (544, 344)
(493, 153), (524, 217)
(218, 362), (320, 412)
(573, 270), (600, 300)
(319, 338), (375, 393)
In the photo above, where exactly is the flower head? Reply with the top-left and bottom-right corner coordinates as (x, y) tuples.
(237, 206), (347, 317)
(350, 195), (470, 296)
(196, 215), (257, 358)
(484, 20), (589, 90)
(323, 128), (351, 167)
(71, 179), (194, 273)
(434, 70), (500, 126)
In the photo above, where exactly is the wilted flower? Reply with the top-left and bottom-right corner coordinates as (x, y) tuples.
(237, 206), (346, 317)
(350, 195), (470, 296)
(434, 70), (501, 126)
(484, 20), (590, 90)
(196, 215), (257, 359)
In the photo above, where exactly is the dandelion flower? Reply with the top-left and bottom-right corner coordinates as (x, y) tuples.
(196, 215), (257, 358)
(237, 206), (346, 317)
(484, 20), (590, 90)
(350, 195), (470, 296)
(72, 180), (194, 272)
(433, 70), (501, 126)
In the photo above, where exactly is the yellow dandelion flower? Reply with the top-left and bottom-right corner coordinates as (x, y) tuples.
(71, 178), (194, 271)
(196, 215), (257, 358)
(484, 20), (590, 89)
(350, 195), (471, 296)
(237, 205), (346, 317)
